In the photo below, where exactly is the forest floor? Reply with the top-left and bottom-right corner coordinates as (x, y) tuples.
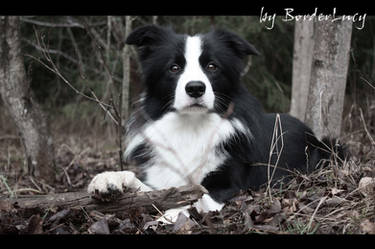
(0, 105), (374, 235)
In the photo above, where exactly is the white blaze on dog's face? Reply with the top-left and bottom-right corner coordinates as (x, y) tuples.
(173, 36), (215, 113)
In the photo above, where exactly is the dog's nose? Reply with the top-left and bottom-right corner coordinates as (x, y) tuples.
(185, 81), (206, 98)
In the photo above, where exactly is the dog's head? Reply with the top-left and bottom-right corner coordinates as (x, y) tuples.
(126, 25), (259, 118)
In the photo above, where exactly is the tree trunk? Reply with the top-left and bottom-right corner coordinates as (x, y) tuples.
(121, 16), (133, 123)
(289, 20), (315, 122)
(304, 19), (352, 139)
(0, 16), (56, 184)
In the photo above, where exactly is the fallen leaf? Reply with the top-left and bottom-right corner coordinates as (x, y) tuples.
(360, 219), (375, 234)
(119, 218), (136, 230)
(282, 198), (298, 213)
(48, 209), (71, 225)
(172, 212), (196, 234)
(358, 177), (375, 197)
(268, 213), (286, 227)
(252, 224), (279, 233)
(325, 196), (345, 207)
(88, 218), (110, 234)
(241, 210), (254, 232)
(27, 214), (43, 234)
(298, 203), (315, 214)
(268, 199), (281, 214)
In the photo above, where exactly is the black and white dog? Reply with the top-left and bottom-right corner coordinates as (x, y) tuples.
(88, 25), (345, 222)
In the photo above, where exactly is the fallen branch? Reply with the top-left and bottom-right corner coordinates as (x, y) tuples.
(0, 185), (206, 214)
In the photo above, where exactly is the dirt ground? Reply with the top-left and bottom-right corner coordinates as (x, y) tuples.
(0, 104), (374, 234)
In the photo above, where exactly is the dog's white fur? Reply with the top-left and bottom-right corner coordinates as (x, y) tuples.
(126, 112), (247, 190)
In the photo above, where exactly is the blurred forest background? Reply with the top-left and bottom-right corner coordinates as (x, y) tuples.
(0, 15), (371, 138)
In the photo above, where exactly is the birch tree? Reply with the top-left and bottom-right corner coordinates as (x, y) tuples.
(290, 20), (315, 122)
(290, 18), (352, 139)
(0, 16), (56, 184)
(121, 16), (133, 123)
(304, 19), (352, 139)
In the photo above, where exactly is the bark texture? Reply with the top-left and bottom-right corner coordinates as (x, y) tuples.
(289, 20), (315, 122)
(304, 19), (352, 139)
(0, 185), (206, 214)
(0, 16), (56, 183)
(121, 16), (133, 123)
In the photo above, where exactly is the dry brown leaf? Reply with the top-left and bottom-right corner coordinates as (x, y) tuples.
(360, 219), (375, 234)
(325, 196), (346, 207)
(282, 198), (298, 213)
(172, 212), (196, 234)
(268, 199), (281, 214)
(252, 224), (279, 233)
(88, 218), (110, 234)
(298, 203), (315, 214)
(27, 214), (44, 234)
(358, 177), (375, 197)
(47, 208), (71, 225)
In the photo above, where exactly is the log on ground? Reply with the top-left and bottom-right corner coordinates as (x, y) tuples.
(0, 185), (207, 214)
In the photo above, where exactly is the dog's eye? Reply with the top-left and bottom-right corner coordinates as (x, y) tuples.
(169, 64), (181, 73)
(206, 62), (218, 72)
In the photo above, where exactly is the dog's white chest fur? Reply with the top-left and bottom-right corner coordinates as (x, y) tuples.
(125, 112), (245, 190)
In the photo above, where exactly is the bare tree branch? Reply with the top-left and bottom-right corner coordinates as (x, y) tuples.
(23, 38), (78, 65)
(20, 17), (84, 28)
(20, 16), (106, 28)
(66, 27), (85, 77)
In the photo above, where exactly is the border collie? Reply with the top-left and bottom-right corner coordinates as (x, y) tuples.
(88, 25), (346, 223)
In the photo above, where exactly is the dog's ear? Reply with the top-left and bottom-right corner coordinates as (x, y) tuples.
(213, 29), (260, 58)
(126, 25), (170, 47)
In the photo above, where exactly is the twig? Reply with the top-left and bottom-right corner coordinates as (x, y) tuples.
(89, 89), (118, 126)
(20, 17), (84, 28)
(26, 28), (113, 110)
(0, 135), (19, 140)
(66, 27), (85, 78)
(286, 198), (323, 223)
(60, 166), (72, 187)
(81, 18), (115, 86)
(359, 107), (375, 146)
(23, 38), (78, 65)
(12, 188), (43, 194)
(29, 176), (43, 193)
(360, 76), (375, 91)
(266, 114), (285, 200)
(24, 53), (111, 109)
(0, 175), (15, 198)
(306, 196), (327, 232)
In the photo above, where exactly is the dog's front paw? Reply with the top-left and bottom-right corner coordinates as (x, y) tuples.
(87, 171), (135, 196)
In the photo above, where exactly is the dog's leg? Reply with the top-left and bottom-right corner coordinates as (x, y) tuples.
(192, 194), (225, 213)
(157, 194), (224, 224)
(87, 171), (153, 194)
